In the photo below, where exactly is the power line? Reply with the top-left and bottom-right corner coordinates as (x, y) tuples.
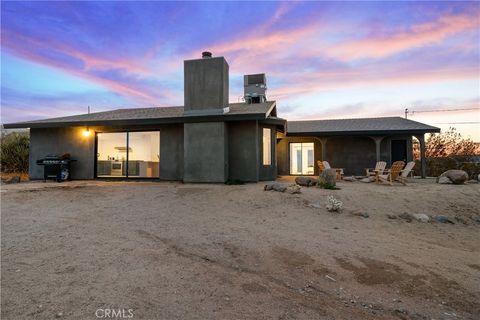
(411, 107), (480, 113)
(433, 122), (480, 125)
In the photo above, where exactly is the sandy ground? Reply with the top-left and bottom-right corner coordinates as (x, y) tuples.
(1, 178), (479, 320)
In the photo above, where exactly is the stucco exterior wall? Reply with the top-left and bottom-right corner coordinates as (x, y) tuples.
(228, 121), (258, 182)
(183, 122), (228, 182)
(184, 57), (229, 114)
(325, 137), (376, 175)
(29, 127), (95, 180)
(258, 125), (278, 181)
(159, 124), (184, 181)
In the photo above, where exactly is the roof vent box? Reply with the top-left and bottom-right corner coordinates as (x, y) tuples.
(244, 73), (267, 104)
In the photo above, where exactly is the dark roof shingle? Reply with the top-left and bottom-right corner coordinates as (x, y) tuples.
(4, 102), (277, 128)
(287, 117), (440, 135)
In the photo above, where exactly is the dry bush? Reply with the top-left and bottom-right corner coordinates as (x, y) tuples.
(413, 127), (478, 160)
(0, 132), (29, 173)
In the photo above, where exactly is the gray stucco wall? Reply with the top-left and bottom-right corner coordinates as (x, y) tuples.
(228, 121), (258, 182)
(29, 127), (95, 180)
(159, 124), (184, 181)
(184, 57), (229, 113)
(183, 122), (227, 182)
(258, 125), (277, 181)
(325, 137), (376, 175)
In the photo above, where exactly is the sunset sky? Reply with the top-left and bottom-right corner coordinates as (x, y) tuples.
(1, 1), (479, 140)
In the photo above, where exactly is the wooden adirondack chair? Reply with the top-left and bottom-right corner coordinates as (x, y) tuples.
(376, 161), (405, 185)
(366, 161), (387, 176)
(397, 161), (415, 184)
(317, 161), (326, 174)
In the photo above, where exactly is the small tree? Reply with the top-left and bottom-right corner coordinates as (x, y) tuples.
(413, 127), (478, 159)
(0, 132), (30, 173)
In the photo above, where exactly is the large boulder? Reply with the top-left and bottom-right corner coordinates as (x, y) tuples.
(437, 170), (468, 185)
(318, 169), (336, 189)
(295, 176), (317, 187)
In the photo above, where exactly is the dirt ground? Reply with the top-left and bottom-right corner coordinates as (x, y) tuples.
(1, 178), (479, 320)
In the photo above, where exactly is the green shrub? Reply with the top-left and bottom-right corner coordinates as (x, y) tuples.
(0, 132), (29, 173)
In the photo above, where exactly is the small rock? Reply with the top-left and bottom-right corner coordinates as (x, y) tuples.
(466, 179), (478, 184)
(387, 214), (397, 219)
(412, 213), (430, 223)
(352, 211), (369, 218)
(264, 182), (288, 192)
(437, 176), (452, 184)
(55, 312), (63, 318)
(310, 203), (321, 209)
(432, 215), (454, 224)
(343, 176), (355, 182)
(360, 177), (375, 183)
(286, 184), (301, 194)
(295, 176), (317, 187)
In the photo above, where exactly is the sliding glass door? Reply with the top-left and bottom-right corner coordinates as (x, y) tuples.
(128, 132), (160, 178)
(96, 131), (160, 178)
(290, 142), (314, 175)
(97, 132), (128, 177)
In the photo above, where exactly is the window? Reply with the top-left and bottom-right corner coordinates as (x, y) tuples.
(289, 142), (314, 175)
(262, 128), (271, 165)
(96, 131), (160, 178)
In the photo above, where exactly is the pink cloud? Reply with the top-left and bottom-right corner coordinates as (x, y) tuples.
(317, 13), (479, 60)
(1, 30), (165, 104)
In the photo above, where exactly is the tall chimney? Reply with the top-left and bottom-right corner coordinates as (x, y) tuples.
(184, 52), (229, 115)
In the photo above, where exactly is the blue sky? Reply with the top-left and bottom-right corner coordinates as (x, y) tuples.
(1, 1), (479, 139)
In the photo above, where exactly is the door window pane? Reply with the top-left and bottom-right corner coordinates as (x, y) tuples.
(262, 128), (271, 165)
(97, 132), (127, 177)
(128, 131), (160, 177)
(289, 142), (314, 175)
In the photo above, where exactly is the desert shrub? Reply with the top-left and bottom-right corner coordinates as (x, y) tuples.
(0, 132), (29, 173)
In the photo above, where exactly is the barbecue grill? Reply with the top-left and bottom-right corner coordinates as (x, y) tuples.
(36, 155), (76, 182)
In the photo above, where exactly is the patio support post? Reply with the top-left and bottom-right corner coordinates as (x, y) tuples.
(319, 138), (328, 161)
(417, 134), (426, 179)
(369, 136), (384, 162)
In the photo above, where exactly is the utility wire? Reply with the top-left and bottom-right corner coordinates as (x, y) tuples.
(411, 107), (480, 113)
(433, 122), (480, 125)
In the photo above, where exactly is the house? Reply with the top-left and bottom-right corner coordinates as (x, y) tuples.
(4, 53), (439, 181)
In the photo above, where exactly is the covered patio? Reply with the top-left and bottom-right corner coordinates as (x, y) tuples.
(277, 117), (440, 178)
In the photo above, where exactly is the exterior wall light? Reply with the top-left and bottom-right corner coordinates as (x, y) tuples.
(83, 127), (91, 137)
